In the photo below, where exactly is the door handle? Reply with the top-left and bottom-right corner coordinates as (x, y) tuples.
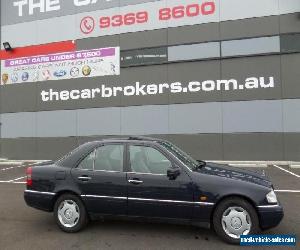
(78, 176), (91, 181)
(128, 179), (143, 184)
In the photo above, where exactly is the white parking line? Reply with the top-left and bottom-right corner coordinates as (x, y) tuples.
(273, 165), (300, 178)
(0, 165), (28, 171)
(0, 162), (24, 166)
(275, 190), (300, 193)
(11, 176), (26, 181)
(0, 176), (26, 183)
(0, 166), (16, 171)
(0, 181), (26, 184)
(0, 160), (51, 171)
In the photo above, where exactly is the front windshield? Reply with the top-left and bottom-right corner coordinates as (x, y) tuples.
(158, 141), (200, 171)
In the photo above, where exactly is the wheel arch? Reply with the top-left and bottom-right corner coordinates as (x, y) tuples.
(210, 194), (258, 229)
(51, 190), (84, 212)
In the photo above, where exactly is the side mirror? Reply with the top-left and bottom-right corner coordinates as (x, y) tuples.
(167, 167), (181, 180)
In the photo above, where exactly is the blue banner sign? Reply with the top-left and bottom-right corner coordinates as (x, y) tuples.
(240, 235), (296, 246)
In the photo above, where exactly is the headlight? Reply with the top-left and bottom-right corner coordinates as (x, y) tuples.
(266, 190), (277, 203)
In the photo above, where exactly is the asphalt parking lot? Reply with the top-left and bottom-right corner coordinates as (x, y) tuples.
(0, 163), (299, 250)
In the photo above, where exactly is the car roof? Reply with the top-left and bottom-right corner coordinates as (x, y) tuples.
(90, 136), (165, 144)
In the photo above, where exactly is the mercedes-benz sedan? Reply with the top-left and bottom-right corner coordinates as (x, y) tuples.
(24, 137), (283, 244)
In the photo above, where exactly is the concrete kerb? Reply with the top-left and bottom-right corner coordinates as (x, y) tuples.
(208, 161), (300, 169)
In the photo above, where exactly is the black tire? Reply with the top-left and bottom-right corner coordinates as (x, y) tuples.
(54, 193), (88, 233)
(213, 197), (260, 244)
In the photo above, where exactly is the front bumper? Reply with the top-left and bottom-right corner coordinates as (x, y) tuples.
(257, 204), (284, 230)
(24, 190), (55, 212)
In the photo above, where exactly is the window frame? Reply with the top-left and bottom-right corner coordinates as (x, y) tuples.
(126, 142), (174, 175)
(76, 142), (126, 173)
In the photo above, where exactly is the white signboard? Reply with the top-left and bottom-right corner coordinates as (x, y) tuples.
(1, 47), (120, 85)
(3, 0), (300, 48)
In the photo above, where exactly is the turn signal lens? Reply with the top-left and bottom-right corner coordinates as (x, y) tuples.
(26, 167), (32, 187)
(200, 196), (207, 201)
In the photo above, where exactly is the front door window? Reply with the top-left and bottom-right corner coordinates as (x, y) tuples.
(129, 145), (172, 174)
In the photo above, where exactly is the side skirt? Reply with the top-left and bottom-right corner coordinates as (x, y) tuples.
(89, 213), (211, 229)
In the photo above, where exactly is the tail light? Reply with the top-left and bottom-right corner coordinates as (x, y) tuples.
(26, 167), (32, 187)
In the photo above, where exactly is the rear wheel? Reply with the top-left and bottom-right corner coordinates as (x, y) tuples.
(213, 197), (259, 244)
(54, 194), (88, 233)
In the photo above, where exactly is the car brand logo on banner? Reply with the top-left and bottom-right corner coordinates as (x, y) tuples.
(21, 72), (29, 81)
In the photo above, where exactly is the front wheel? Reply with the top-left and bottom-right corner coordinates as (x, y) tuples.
(213, 197), (260, 244)
(54, 194), (88, 233)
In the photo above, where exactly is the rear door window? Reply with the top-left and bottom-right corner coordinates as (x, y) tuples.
(94, 144), (124, 172)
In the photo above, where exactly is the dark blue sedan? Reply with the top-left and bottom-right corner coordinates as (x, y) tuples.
(24, 137), (283, 244)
